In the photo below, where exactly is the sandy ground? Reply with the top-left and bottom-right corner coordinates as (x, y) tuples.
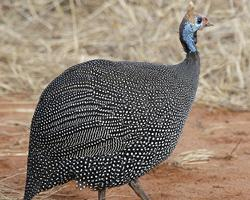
(0, 97), (250, 200)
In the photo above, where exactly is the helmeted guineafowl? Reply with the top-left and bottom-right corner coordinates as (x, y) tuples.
(24, 2), (213, 200)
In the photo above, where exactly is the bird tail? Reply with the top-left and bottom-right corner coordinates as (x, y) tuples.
(23, 157), (40, 200)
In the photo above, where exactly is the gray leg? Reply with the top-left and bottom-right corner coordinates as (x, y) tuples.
(129, 179), (151, 200)
(98, 188), (106, 200)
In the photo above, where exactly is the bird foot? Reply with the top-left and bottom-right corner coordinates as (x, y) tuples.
(98, 188), (106, 200)
(129, 179), (151, 200)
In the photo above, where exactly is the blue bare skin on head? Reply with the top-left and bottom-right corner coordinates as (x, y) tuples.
(182, 16), (203, 53)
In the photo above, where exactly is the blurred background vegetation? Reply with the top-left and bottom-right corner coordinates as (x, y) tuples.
(0, 0), (249, 110)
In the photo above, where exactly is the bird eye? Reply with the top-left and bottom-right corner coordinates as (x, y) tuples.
(197, 17), (202, 24)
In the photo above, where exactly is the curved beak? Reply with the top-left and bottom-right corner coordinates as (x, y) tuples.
(203, 17), (214, 27)
(205, 22), (214, 27)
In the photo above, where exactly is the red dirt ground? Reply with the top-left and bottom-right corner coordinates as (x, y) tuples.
(0, 96), (250, 200)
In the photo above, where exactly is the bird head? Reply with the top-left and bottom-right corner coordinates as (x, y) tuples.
(179, 1), (213, 53)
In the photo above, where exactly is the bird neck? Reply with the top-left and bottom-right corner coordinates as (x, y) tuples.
(186, 51), (200, 61)
(179, 20), (198, 53)
(183, 51), (200, 79)
(176, 51), (200, 83)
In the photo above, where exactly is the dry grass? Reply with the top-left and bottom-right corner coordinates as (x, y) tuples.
(0, 0), (249, 110)
(171, 149), (214, 167)
(0, 178), (66, 200)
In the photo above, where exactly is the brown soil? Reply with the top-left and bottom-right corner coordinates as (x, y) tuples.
(0, 97), (250, 200)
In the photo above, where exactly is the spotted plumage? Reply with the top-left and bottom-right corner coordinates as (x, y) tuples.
(24, 2), (212, 200)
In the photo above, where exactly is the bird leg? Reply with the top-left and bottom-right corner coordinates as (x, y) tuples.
(98, 188), (106, 200)
(129, 179), (151, 200)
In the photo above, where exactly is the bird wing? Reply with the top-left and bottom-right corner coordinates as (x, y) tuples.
(30, 62), (145, 159)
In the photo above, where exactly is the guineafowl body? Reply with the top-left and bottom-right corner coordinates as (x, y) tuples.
(24, 2), (212, 199)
